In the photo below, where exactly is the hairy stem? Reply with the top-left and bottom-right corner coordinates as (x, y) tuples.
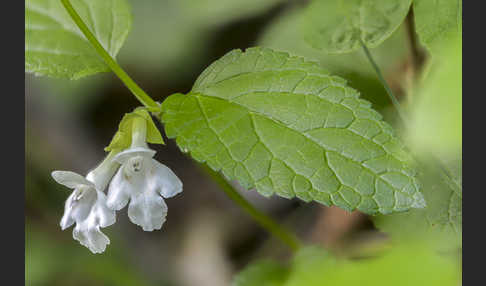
(202, 165), (301, 252)
(60, 0), (159, 112)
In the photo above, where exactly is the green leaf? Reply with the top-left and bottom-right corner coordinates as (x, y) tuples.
(286, 244), (460, 286)
(408, 34), (462, 159)
(105, 108), (164, 151)
(233, 244), (460, 286)
(302, 0), (411, 53)
(25, 0), (132, 79)
(161, 47), (424, 215)
(413, 0), (462, 51)
(232, 260), (288, 286)
(284, 246), (336, 286)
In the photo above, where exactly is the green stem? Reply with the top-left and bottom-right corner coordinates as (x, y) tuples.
(202, 165), (301, 252)
(60, 0), (159, 112)
(360, 40), (409, 126)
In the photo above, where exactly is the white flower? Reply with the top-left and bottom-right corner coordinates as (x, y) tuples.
(107, 146), (182, 231)
(52, 152), (119, 254)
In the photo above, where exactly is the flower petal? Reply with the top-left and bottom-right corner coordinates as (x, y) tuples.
(69, 187), (97, 222)
(60, 191), (76, 230)
(85, 166), (118, 192)
(93, 191), (116, 228)
(149, 160), (183, 198)
(60, 214), (75, 230)
(106, 168), (131, 210)
(113, 147), (156, 164)
(128, 191), (167, 231)
(51, 170), (94, 189)
(73, 223), (110, 254)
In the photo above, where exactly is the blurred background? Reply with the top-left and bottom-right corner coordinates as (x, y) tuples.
(25, 0), (453, 285)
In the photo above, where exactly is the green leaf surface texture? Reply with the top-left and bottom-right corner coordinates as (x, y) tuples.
(413, 0), (462, 51)
(302, 0), (411, 53)
(161, 47), (425, 215)
(25, 0), (132, 79)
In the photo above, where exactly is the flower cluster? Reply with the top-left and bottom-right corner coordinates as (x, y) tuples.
(52, 112), (182, 253)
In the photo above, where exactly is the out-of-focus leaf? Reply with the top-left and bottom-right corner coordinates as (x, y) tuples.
(233, 244), (460, 286)
(374, 158), (462, 250)
(25, 0), (132, 79)
(162, 47), (425, 214)
(286, 244), (460, 286)
(407, 34), (462, 159)
(413, 0), (462, 52)
(302, 0), (411, 53)
(283, 246), (336, 286)
(232, 260), (288, 286)
(258, 6), (409, 110)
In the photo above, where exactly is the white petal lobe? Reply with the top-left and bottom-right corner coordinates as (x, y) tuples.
(73, 223), (110, 254)
(106, 168), (131, 210)
(151, 160), (183, 198)
(52, 171), (94, 189)
(93, 191), (116, 228)
(128, 191), (168, 231)
(53, 170), (116, 254)
(107, 146), (182, 231)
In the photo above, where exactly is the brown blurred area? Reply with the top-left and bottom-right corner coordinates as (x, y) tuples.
(25, 1), (412, 285)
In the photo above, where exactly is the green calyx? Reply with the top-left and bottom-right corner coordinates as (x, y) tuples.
(105, 107), (164, 152)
